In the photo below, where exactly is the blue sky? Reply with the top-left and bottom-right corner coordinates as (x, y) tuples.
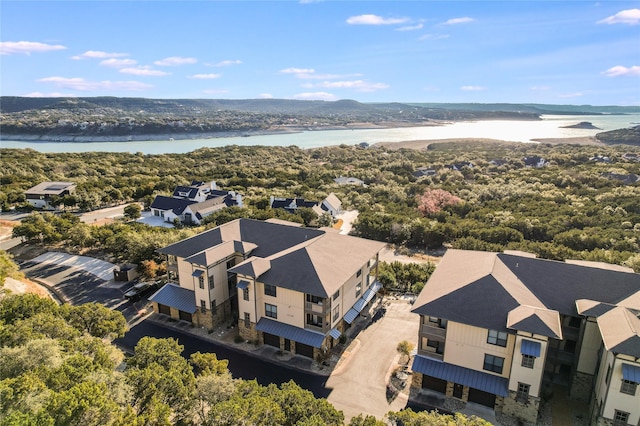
(1, 1), (639, 105)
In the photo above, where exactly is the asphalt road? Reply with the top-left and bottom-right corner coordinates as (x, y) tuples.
(115, 320), (331, 399)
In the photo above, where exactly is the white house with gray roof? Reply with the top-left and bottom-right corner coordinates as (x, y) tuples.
(150, 218), (385, 359)
(25, 181), (76, 209)
(411, 249), (640, 425)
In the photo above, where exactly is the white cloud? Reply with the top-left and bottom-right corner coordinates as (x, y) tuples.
(71, 50), (128, 60)
(154, 56), (197, 66)
(258, 93), (274, 99)
(443, 17), (475, 25)
(418, 34), (450, 41)
(214, 59), (242, 67)
(315, 80), (390, 92)
(602, 65), (640, 77)
(0, 41), (66, 55)
(23, 92), (77, 97)
(37, 76), (152, 91)
(346, 14), (410, 25)
(558, 92), (584, 99)
(100, 58), (137, 68)
(397, 23), (424, 31)
(530, 86), (551, 91)
(120, 67), (169, 76)
(460, 85), (486, 91)
(598, 9), (640, 25)
(293, 92), (337, 100)
(280, 67), (315, 74)
(188, 73), (222, 79)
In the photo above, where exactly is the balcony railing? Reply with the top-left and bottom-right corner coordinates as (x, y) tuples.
(421, 324), (446, 339)
(305, 301), (329, 314)
(418, 349), (444, 361)
(305, 323), (324, 333)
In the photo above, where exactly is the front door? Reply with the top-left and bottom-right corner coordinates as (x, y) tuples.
(284, 339), (291, 352)
(453, 383), (463, 399)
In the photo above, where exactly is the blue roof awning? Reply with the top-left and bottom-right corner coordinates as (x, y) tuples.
(412, 355), (509, 397)
(149, 283), (197, 314)
(191, 269), (204, 277)
(521, 340), (541, 357)
(353, 280), (382, 312)
(329, 328), (341, 339)
(255, 317), (325, 348)
(236, 280), (249, 290)
(622, 363), (640, 383)
(344, 308), (359, 324)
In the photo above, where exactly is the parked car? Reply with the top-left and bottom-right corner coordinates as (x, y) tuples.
(124, 281), (158, 301)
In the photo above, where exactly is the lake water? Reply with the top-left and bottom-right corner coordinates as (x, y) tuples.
(1, 114), (638, 154)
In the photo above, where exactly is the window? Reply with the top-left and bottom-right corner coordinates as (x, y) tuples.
(564, 340), (576, 354)
(306, 294), (323, 304)
(333, 306), (340, 322)
(356, 282), (362, 298)
(198, 275), (205, 289)
(208, 275), (214, 289)
(243, 287), (250, 301)
(210, 300), (217, 315)
(426, 316), (448, 329)
(568, 316), (581, 328)
(333, 290), (340, 301)
(264, 284), (277, 297)
(522, 354), (535, 369)
(265, 303), (277, 319)
(487, 330), (508, 347)
(356, 269), (362, 278)
(200, 300), (206, 313)
(483, 354), (504, 374)
(167, 255), (176, 262)
(226, 258), (236, 269)
(244, 312), (251, 328)
(516, 383), (530, 403)
(613, 410), (629, 426)
(306, 314), (323, 327)
(606, 365), (612, 385)
(426, 339), (444, 355)
(620, 379), (637, 396)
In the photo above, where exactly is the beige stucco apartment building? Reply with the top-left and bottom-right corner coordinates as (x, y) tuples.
(150, 218), (385, 359)
(411, 249), (640, 425)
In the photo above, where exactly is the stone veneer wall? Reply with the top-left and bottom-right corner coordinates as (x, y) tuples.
(570, 371), (593, 402)
(501, 391), (540, 425)
(193, 299), (232, 330)
(238, 319), (257, 342)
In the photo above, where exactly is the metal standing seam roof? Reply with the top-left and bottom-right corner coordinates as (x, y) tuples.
(236, 280), (250, 290)
(353, 281), (382, 312)
(255, 317), (325, 348)
(412, 355), (509, 397)
(521, 339), (542, 357)
(622, 363), (640, 383)
(191, 269), (204, 277)
(149, 283), (197, 314)
(329, 328), (342, 339)
(343, 308), (359, 324)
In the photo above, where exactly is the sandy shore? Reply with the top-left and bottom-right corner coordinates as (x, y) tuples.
(373, 136), (603, 150)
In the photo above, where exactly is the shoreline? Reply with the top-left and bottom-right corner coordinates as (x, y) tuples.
(0, 120), (445, 143)
(372, 135), (603, 150)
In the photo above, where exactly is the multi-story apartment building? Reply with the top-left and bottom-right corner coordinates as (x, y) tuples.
(410, 249), (640, 425)
(149, 218), (385, 359)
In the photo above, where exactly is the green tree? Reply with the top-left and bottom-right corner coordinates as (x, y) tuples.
(0, 293), (58, 325)
(123, 204), (142, 221)
(60, 303), (127, 340)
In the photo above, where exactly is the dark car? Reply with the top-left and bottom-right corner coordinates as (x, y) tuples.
(124, 281), (158, 301)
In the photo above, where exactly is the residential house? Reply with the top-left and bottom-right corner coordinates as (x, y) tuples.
(445, 161), (474, 171)
(25, 181), (76, 209)
(523, 156), (547, 168)
(622, 153), (640, 162)
(410, 249), (640, 425)
(150, 218), (385, 359)
(413, 167), (437, 178)
(270, 193), (342, 218)
(150, 180), (243, 225)
(601, 173), (640, 185)
(334, 176), (365, 186)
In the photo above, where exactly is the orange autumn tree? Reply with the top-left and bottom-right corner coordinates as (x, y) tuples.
(417, 188), (462, 216)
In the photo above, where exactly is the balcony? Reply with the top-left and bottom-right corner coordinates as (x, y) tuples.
(305, 300), (329, 314)
(418, 348), (444, 361)
(421, 324), (446, 340)
(305, 323), (324, 333)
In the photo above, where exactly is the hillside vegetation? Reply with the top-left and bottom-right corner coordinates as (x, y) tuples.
(2, 141), (640, 272)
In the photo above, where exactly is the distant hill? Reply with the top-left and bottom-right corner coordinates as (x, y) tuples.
(596, 126), (640, 146)
(408, 102), (640, 116)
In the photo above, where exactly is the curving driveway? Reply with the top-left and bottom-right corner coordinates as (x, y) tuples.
(28, 252), (115, 281)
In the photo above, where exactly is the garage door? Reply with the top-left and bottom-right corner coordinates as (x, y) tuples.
(468, 388), (496, 408)
(295, 342), (315, 358)
(158, 304), (171, 315)
(263, 332), (280, 348)
(179, 311), (192, 322)
(422, 375), (448, 394)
